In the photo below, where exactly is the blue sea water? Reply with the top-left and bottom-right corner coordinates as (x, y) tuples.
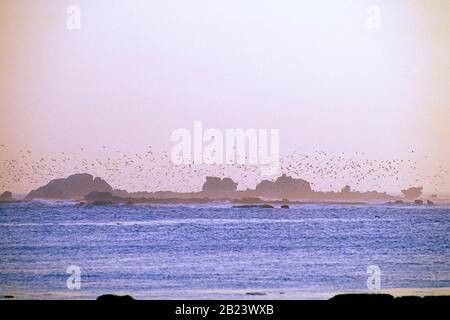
(0, 202), (449, 299)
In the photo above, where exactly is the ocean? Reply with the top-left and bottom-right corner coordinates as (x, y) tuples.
(0, 202), (449, 299)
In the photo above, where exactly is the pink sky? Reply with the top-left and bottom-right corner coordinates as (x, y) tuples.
(0, 0), (449, 194)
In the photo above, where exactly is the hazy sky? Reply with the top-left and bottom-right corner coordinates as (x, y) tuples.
(0, 0), (449, 194)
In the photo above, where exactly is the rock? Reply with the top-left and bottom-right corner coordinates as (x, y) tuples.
(393, 200), (404, 204)
(90, 201), (114, 206)
(202, 176), (238, 192)
(401, 187), (423, 200)
(96, 294), (135, 302)
(25, 173), (112, 200)
(281, 204), (289, 209)
(255, 174), (312, 199)
(330, 294), (394, 303)
(245, 292), (266, 296)
(85, 191), (115, 201)
(233, 205), (258, 208)
(395, 296), (422, 303)
(233, 204), (274, 209)
(84, 191), (125, 205)
(426, 200), (434, 205)
(414, 199), (423, 205)
(330, 294), (450, 304)
(0, 191), (13, 201)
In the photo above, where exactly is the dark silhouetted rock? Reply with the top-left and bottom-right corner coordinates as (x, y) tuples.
(393, 200), (404, 204)
(401, 187), (423, 200)
(255, 174), (312, 199)
(395, 296), (422, 303)
(245, 292), (266, 296)
(281, 204), (289, 209)
(0, 191), (13, 201)
(90, 201), (115, 206)
(202, 176), (238, 192)
(96, 294), (135, 302)
(422, 295), (450, 303)
(414, 199), (423, 205)
(330, 293), (450, 305)
(427, 200), (434, 205)
(330, 294), (395, 303)
(85, 191), (116, 201)
(85, 191), (136, 205)
(25, 173), (112, 200)
(233, 204), (274, 209)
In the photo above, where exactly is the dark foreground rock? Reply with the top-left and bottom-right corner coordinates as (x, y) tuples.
(90, 200), (115, 206)
(245, 292), (266, 296)
(26, 173), (112, 200)
(232, 204), (274, 209)
(330, 293), (394, 303)
(330, 293), (450, 303)
(96, 294), (135, 302)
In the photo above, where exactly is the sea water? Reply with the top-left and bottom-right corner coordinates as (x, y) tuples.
(0, 202), (449, 299)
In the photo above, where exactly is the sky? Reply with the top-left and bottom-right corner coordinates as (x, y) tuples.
(0, 0), (449, 194)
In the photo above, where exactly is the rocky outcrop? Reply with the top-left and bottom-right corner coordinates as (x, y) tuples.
(202, 176), (238, 192)
(401, 187), (423, 200)
(25, 173), (112, 200)
(329, 293), (450, 304)
(0, 191), (13, 201)
(232, 204), (274, 209)
(96, 294), (135, 302)
(255, 174), (312, 199)
(84, 191), (117, 202)
(330, 293), (395, 303)
(20, 172), (403, 203)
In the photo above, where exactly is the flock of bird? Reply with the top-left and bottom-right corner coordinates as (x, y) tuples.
(0, 144), (449, 195)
